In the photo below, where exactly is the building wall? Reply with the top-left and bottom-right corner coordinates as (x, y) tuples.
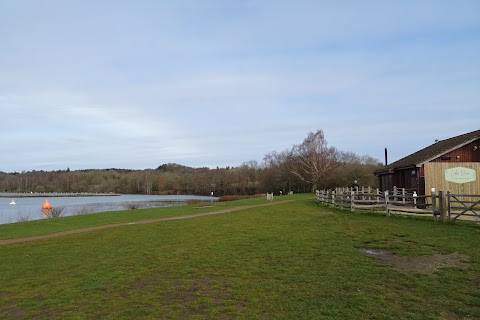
(418, 165), (425, 196)
(424, 162), (480, 195)
(430, 139), (480, 163)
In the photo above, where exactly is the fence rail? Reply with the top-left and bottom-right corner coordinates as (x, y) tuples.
(448, 193), (480, 221)
(316, 187), (480, 223)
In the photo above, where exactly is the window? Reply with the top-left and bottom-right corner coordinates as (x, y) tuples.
(406, 169), (417, 189)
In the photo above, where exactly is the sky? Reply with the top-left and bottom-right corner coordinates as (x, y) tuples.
(1, 0), (479, 172)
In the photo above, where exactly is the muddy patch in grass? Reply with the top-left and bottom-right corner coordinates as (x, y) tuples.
(0, 292), (26, 320)
(358, 248), (470, 274)
(359, 248), (393, 256)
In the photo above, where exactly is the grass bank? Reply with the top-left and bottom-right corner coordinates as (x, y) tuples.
(0, 195), (479, 319)
(0, 194), (304, 240)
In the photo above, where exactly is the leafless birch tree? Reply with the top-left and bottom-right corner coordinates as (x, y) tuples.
(290, 130), (338, 191)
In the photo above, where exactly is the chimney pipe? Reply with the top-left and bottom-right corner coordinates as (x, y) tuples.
(384, 147), (388, 166)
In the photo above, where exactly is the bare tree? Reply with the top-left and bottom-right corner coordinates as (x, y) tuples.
(334, 151), (383, 188)
(290, 130), (338, 191)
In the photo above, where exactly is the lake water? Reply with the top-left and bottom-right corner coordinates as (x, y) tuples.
(0, 194), (217, 225)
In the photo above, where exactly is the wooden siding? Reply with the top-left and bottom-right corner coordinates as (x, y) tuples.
(430, 139), (480, 163)
(424, 162), (480, 195)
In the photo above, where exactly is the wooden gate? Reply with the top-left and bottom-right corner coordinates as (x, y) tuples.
(447, 192), (480, 221)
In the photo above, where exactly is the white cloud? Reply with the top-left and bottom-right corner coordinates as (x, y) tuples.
(0, 1), (478, 171)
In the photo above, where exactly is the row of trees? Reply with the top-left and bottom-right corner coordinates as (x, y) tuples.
(0, 130), (383, 195)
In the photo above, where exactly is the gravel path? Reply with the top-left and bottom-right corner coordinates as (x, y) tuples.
(0, 200), (293, 246)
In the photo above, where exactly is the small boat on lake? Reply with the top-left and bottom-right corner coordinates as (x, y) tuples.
(10, 199), (16, 205)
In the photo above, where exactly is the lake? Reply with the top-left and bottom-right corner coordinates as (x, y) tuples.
(0, 194), (217, 225)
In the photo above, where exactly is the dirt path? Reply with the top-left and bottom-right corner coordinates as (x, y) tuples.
(0, 200), (293, 246)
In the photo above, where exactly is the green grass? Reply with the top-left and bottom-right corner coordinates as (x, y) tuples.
(0, 194), (307, 240)
(1, 195), (479, 319)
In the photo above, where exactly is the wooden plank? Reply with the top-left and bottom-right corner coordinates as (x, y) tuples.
(353, 200), (384, 204)
(354, 204), (386, 209)
(388, 205), (433, 214)
(425, 162), (480, 198)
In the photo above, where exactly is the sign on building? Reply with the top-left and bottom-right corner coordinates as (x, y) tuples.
(445, 167), (477, 184)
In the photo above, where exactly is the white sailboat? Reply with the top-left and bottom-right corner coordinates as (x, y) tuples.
(10, 199), (16, 205)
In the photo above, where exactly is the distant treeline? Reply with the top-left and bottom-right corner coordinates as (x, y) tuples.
(0, 130), (383, 196)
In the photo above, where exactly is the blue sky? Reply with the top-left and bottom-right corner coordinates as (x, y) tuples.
(1, 0), (479, 172)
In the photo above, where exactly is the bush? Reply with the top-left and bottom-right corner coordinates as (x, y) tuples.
(47, 206), (65, 218)
(16, 213), (31, 223)
(74, 206), (94, 216)
(124, 202), (140, 210)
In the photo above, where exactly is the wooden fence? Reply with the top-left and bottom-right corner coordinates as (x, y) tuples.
(448, 193), (480, 221)
(316, 187), (480, 222)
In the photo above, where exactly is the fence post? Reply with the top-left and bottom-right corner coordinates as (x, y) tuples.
(331, 190), (335, 207)
(339, 191), (343, 210)
(447, 191), (451, 220)
(402, 188), (406, 205)
(350, 191), (355, 212)
(384, 190), (390, 217)
(413, 191), (417, 209)
(431, 188), (437, 222)
(438, 191), (448, 222)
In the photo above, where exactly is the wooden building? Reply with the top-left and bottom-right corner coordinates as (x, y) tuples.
(374, 129), (480, 196)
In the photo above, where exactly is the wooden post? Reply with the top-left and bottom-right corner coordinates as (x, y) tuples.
(402, 188), (406, 205)
(376, 188), (380, 204)
(438, 191), (448, 222)
(413, 191), (417, 209)
(447, 191), (451, 220)
(431, 188), (437, 222)
(350, 191), (355, 212)
(331, 190), (335, 207)
(384, 190), (390, 217)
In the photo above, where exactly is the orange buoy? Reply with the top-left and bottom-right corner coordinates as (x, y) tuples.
(42, 199), (52, 218)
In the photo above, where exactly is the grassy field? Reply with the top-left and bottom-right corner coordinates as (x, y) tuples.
(1, 194), (479, 319)
(0, 196), (276, 240)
